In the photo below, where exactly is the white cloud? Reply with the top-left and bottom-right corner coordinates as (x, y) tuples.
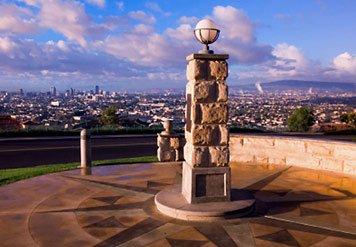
(332, 52), (356, 75)
(179, 16), (198, 26)
(102, 32), (174, 66)
(269, 43), (310, 77)
(165, 24), (194, 43)
(116, 1), (124, 11)
(209, 6), (272, 64)
(22, 0), (39, 7)
(147, 72), (183, 81)
(0, 4), (37, 34)
(38, 0), (90, 47)
(128, 10), (156, 25)
(2, 3), (355, 89)
(22, 0), (101, 47)
(86, 0), (105, 8)
(145, 2), (171, 16)
(133, 24), (154, 34)
(212, 5), (254, 43)
(101, 5), (271, 67)
(56, 40), (69, 52)
(0, 36), (16, 53)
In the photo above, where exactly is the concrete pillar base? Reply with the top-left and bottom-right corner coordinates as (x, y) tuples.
(154, 185), (255, 221)
(182, 162), (231, 204)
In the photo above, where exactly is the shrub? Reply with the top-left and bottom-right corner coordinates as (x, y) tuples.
(287, 107), (315, 132)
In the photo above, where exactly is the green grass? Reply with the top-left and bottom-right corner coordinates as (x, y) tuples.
(0, 155), (157, 186)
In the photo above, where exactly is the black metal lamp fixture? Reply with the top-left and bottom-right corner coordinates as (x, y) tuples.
(194, 19), (220, 54)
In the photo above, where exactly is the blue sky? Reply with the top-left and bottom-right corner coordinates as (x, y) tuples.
(0, 0), (355, 91)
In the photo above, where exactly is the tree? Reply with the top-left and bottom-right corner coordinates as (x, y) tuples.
(287, 107), (315, 132)
(341, 112), (356, 127)
(100, 106), (118, 126)
(340, 113), (349, 123)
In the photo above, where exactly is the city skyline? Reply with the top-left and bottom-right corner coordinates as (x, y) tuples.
(0, 0), (356, 91)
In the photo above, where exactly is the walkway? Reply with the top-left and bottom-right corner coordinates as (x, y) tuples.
(0, 162), (355, 246)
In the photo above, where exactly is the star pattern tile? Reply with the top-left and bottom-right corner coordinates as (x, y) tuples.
(23, 163), (356, 247)
(84, 216), (126, 228)
(299, 206), (333, 217)
(257, 229), (300, 247)
(92, 196), (122, 205)
(166, 238), (209, 246)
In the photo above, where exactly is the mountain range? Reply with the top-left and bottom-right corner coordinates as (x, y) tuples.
(232, 80), (356, 92)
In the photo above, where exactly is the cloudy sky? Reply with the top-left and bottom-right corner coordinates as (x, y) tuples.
(0, 0), (356, 91)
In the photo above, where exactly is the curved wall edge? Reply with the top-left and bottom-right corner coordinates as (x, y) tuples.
(230, 134), (356, 175)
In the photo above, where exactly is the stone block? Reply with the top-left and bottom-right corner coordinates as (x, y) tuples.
(170, 137), (180, 149)
(242, 137), (275, 147)
(194, 81), (217, 103)
(200, 103), (228, 124)
(285, 155), (321, 169)
(186, 59), (208, 81)
(209, 146), (229, 166)
(185, 81), (193, 96)
(334, 145), (356, 160)
(175, 149), (183, 161)
(230, 153), (255, 163)
(184, 143), (210, 167)
(306, 142), (333, 156)
(219, 125), (229, 146)
(209, 60), (228, 80)
(191, 102), (203, 124)
(157, 148), (176, 162)
(186, 124), (228, 147)
(157, 135), (170, 149)
(191, 125), (214, 145)
(268, 157), (287, 165)
(343, 159), (356, 175)
(254, 156), (269, 164)
(274, 139), (306, 153)
(217, 82), (228, 102)
(319, 158), (344, 173)
(182, 161), (193, 202)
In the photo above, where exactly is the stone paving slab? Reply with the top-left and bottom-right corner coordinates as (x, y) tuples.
(0, 162), (356, 246)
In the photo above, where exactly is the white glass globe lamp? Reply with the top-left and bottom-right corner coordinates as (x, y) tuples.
(194, 19), (220, 54)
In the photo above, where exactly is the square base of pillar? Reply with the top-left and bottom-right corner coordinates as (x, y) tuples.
(181, 162), (231, 204)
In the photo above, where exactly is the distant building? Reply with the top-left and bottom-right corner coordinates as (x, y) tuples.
(95, 85), (100, 95)
(50, 86), (57, 96)
(70, 88), (74, 96)
(50, 100), (60, 107)
(18, 89), (24, 96)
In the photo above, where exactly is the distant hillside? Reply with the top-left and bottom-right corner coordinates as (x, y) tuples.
(234, 80), (356, 92)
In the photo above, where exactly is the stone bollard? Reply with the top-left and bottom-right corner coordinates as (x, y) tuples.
(162, 119), (173, 135)
(80, 129), (92, 175)
(157, 119), (182, 162)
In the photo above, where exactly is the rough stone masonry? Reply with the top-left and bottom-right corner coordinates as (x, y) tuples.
(157, 119), (182, 162)
(182, 53), (231, 204)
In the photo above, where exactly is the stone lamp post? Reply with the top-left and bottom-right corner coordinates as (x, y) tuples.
(155, 19), (255, 221)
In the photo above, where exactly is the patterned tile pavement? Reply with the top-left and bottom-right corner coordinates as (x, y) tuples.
(0, 162), (355, 246)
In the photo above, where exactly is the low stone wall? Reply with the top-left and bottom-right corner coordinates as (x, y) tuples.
(230, 134), (356, 175)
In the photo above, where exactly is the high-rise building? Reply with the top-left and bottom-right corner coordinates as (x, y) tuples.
(18, 89), (24, 96)
(95, 85), (99, 95)
(50, 86), (57, 96)
(70, 88), (74, 96)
